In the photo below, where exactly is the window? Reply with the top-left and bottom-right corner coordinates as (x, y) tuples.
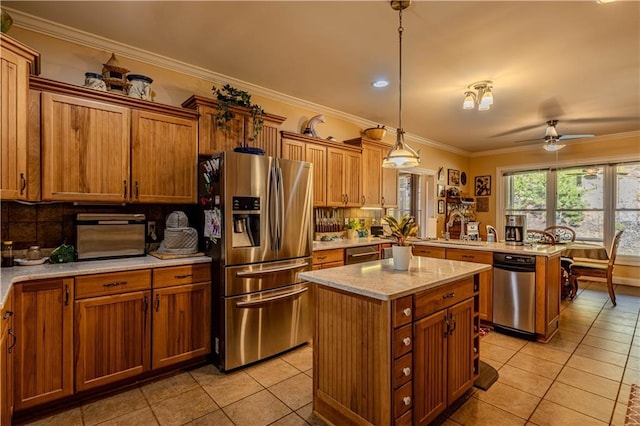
(502, 161), (639, 260)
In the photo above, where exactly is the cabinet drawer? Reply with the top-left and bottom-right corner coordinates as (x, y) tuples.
(412, 246), (446, 259)
(393, 295), (413, 328)
(414, 277), (474, 319)
(446, 248), (492, 264)
(394, 381), (412, 419)
(395, 409), (412, 426)
(75, 270), (151, 299)
(312, 249), (343, 265)
(393, 353), (412, 390)
(393, 324), (413, 359)
(153, 263), (211, 288)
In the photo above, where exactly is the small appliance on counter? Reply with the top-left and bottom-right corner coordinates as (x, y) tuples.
(467, 221), (480, 241)
(75, 213), (146, 260)
(370, 225), (384, 237)
(157, 211), (198, 255)
(505, 214), (526, 246)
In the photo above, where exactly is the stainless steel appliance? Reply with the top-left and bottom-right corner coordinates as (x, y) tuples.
(505, 214), (526, 246)
(75, 213), (146, 260)
(199, 151), (313, 371)
(345, 245), (379, 264)
(493, 253), (536, 339)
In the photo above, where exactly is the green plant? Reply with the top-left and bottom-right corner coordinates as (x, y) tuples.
(345, 219), (359, 230)
(383, 214), (418, 246)
(212, 84), (265, 144)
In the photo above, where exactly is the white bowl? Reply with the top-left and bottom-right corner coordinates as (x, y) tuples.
(14, 257), (49, 266)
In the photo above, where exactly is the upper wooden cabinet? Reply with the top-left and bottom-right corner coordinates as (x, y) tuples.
(182, 95), (286, 157)
(32, 77), (199, 203)
(344, 137), (398, 208)
(281, 131), (361, 207)
(0, 34), (40, 201)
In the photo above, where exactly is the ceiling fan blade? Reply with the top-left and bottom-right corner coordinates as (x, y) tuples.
(513, 138), (543, 145)
(558, 134), (595, 140)
(491, 124), (543, 138)
(560, 117), (639, 124)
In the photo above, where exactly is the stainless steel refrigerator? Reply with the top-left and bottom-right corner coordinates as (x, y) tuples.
(199, 151), (313, 371)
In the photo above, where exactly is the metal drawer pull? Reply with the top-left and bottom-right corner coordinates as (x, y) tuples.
(236, 262), (309, 277)
(103, 281), (127, 287)
(20, 173), (26, 195)
(317, 255), (327, 260)
(64, 284), (70, 305)
(402, 367), (411, 376)
(350, 252), (376, 258)
(442, 292), (455, 299)
(403, 308), (411, 317)
(174, 274), (193, 279)
(403, 396), (411, 406)
(402, 337), (411, 346)
(236, 287), (308, 308)
(8, 328), (16, 353)
(2, 310), (13, 321)
(155, 294), (160, 312)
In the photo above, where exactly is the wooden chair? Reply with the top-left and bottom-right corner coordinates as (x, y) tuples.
(569, 230), (624, 305)
(544, 225), (576, 243)
(526, 229), (557, 245)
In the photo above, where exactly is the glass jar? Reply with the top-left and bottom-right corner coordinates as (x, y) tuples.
(26, 245), (42, 260)
(2, 241), (14, 267)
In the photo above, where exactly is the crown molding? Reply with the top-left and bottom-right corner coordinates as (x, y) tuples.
(7, 7), (468, 156)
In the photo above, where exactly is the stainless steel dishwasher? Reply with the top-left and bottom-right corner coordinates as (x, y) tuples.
(493, 253), (536, 339)
(345, 245), (380, 264)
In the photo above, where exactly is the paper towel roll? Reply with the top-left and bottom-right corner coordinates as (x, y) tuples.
(426, 218), (438, 239)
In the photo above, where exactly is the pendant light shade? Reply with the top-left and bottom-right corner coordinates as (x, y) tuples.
(382, 0), (420, 169)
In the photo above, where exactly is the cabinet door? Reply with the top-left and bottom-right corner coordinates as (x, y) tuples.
(75, 291), (151, 392)
(14, 278), (74, 410)
(247, 118), (280, 157)
(446, 298), (475, 403)
(344, 151), (362, 207)
(361, 145), (382, 208)
(306, 143), (327, 206)
(413, 310), (447, 426)
(131, 110), (197, 203)
(41, 93), (130, 202)
(152, 283), (211, 369)
(382, 167), (398, 208)
(197, 105), (244, 155)
(281, 138), (305, 161)
(478, 269), (493, 322)
(1, 289), (14, 426)
(326, 147), (346, 207)
(0, 48), (29, 201)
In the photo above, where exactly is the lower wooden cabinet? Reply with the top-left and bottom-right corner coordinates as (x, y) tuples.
(152, 282), (211, 369)
(75, 290), (151, 392)
(312, 248), (344, 270)
(1, 288), (14, 426)
(14, 278), (74, 410)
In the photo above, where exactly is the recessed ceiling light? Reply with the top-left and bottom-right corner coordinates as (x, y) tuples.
(596, 0), (615, 3)
(372, 80), (389, 88)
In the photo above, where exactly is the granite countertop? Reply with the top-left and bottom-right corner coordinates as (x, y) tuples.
(0, 255), (211, 306)
(300, 257), (491, 301)
(312, 237), (393, 251)
(412, 239), (566, 257)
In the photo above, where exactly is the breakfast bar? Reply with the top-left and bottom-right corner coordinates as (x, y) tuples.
(300, 257), (491, 426)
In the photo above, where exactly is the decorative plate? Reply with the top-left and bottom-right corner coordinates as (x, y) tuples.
(14, 257), (48, 266)
(461, 172), (467, 185)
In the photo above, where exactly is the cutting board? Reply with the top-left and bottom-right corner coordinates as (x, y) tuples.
(149, 251), (205, 260)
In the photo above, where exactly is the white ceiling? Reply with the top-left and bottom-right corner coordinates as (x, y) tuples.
(5, 1), (640, 153)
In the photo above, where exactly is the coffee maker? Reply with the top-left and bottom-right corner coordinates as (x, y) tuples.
(505, 215), (526, 245)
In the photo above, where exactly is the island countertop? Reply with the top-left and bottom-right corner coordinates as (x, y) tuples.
(413, 239), (565, 257)
(299, 257), (491, 301)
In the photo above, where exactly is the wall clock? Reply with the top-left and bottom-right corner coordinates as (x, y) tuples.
(461, 172), (467, 185)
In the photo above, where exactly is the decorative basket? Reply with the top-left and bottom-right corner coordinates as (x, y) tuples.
(364, 126), (386, 140)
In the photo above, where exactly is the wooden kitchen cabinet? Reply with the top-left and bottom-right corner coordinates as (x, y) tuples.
(74, 270), (152, 392)
(131, 110), (197, 203)
(446, 248), (493, 322)
(14, 278), (74, 410)
(326, 146), (361, 207)
(535, 254), (561, 341)
(1, 288), (14, 426)
(152, 264), (211, 369)
(41, 92), (131, 202)
(0, 34), (40, 201)
(182, 95), (286, 157)
(312, 248), (344, 270)
(413, 245), (446, 259)
(282, 134), (328, 206)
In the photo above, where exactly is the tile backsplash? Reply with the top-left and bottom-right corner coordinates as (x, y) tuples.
(0, 202), (198, 250)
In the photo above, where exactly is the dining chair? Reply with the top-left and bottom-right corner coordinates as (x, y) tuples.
(568, 230), (624, 305)
(544, 225), (577, 297)
(526, 229), (557, 245)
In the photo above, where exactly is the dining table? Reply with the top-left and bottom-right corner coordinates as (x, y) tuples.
(562, 241), (609, 261)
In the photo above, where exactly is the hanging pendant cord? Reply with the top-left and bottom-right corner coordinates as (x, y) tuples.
(398, 8), (404, 140)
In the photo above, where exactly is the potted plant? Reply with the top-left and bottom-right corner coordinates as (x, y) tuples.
(344, 219), (359, 239)
(212, 84), (265, 148)
(383, 214), (418, 270)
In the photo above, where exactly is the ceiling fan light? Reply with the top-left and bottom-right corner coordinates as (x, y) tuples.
(463, 92), (475, 109)
(543, 142), (566, 152)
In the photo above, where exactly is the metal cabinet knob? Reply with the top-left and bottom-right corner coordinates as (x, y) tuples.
(403, 308), (411, 317)
(403, 396), (411, 406)
(402, 367), (411, 376)
(403, 337), (411, 346)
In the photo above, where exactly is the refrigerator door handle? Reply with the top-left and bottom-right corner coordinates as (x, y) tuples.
(269, 166), (278, 251)
(235, 287), (309, 308)
(235, 262), (310, 277)
(277, 166), (285, 251)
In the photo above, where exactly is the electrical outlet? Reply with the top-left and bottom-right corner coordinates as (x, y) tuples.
(147, 221), (156, 239)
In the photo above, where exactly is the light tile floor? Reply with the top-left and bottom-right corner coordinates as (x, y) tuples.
(22, 281), (640, 426)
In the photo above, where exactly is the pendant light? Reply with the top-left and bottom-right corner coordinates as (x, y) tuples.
(383, 0), (420, 169)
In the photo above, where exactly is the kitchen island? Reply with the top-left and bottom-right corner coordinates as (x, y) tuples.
(300, 257), (491, 426)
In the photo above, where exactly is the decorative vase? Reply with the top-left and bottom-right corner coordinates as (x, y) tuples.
(392, 245), (412, 271)
(1, 9), (13, 33)
(347, 229), (357, 239)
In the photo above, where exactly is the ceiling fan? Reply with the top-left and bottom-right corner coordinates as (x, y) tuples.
(514, 120), (595, 151)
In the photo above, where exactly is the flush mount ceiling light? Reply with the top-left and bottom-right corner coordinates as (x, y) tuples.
(383, 0), (420, 169)
(542, 139), (566, 152)
(462, 80), (494, 111)
(372, 79), (389, 88)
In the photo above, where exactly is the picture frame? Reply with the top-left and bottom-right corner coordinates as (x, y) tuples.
(448, 169), (460, 186)
(474, 175), (491, 196)
(437, 199), (445, 214)
(437, 166), (445, 181)
(437, 184), (445, 198)
(476, 197), (489, 212)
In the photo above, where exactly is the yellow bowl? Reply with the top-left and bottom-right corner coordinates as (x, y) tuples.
(364, 127), (386, 140)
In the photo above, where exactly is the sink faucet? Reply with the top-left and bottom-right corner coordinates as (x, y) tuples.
(446, 211), (467, 240)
